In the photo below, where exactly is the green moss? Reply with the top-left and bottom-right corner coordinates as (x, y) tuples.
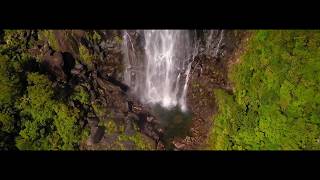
(91, 101), (106, 118)
(114, 35), (123, 45)
(85, 30), (102, 44)
(118, 125), (125, 133)
(81, 126), (90, 141)
(79, 44), (93, 69)
(71, 85), (90, 105)
(99, 120), (117, 135)
(93, 31), (102, 43)
(118, 132), (153, 150)
(207, 89), (239, 150)
(38, 30), (59, 52)
(3, 30), (27, 48)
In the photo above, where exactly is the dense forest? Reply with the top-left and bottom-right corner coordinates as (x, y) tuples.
(0, 30), (319, 150)
(208, 30), (320, 150)
(0, 30), (86, 150)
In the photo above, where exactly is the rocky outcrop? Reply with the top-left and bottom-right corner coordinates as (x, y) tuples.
(27, 30), (160, 150)
(172, 30), (250, 149)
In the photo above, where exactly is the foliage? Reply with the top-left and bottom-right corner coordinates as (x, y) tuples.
(0, 30), (36, 150)
(38, 30), (60, 52)
(0, 30), (33, 70)
(0, 54), (22, 150)
(53, 103), (81, 150)
(114, 35), (123, 45)
(0, 30), (88, 150)
(99, 120), (117, 135)
(79, 44), (93, 69)
(71, 85), (90, 105)
(16, 73), (81, 150)
(209, 30), (320, 150)
(0, 55), (20, 108)
(86, 30), (102, 44)
(92, 101), (107, 117)
(118, 132), (153, 150)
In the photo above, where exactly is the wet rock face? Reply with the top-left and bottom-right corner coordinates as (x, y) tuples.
(171, 30), (249, 150)
(54, 30), (83, 59)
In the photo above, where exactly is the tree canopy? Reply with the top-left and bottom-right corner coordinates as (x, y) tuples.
(209, 30), (320, 150)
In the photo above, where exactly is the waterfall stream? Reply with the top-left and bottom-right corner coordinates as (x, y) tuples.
(121, 29), (225, 148)
(123, 30), (195, 112)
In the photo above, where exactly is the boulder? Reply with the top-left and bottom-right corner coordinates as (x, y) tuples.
(74, 63), (84, 70)
(89, 126), (105, 144)
(127, 113), (139, 122)
(124, 118), (135, 136)
(87, 118), (99, 128)
(42, 51), (67, 81)
(173, 141), (186, 149)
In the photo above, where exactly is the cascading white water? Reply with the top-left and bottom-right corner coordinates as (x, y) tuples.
(123, 30), (195, 112)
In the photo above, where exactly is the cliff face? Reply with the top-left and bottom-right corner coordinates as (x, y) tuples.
(24, 30), (156, 150)
(174, 30), (249, 149)
(6, 30), (248, 150)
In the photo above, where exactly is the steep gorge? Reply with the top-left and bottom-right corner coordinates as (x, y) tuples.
(0, 29), (248, 150)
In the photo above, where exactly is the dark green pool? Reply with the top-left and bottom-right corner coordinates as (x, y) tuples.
(150, 104), (193, 149)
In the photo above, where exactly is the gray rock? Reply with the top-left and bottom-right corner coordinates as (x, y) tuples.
(173, 141), (185, 149)
(75, 64), (84, 70)
(106, 41), (114, 48)
(87, 117), (99, 127)
(93, 44), (100, 53)
(90, 126), (105, 144)
(71, 68), (81, 75)
(99, 53), (104, 61)
(124, 119), (135, 136)
(147, 116), (154, 123)
(127, 113), (139, 121)
(113, 112), (126, 120)
(99, 41), (107, 49)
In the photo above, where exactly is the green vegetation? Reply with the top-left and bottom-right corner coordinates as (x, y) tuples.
(16, 73), (81, 150)
(71, 85), (90, 105)
(86, 30), (102, 44)
(117, 122), (153, 150)
(97, 118), (153, 150)
(0, 30), (84, 150)
(79, 44), (94, 69)
(38, 30), (60, 52)
(103, 120), (117, 135)
(92, 101), (107, 118)
(0, 30), (32, 150)
(118, 132), (153, 150)
(209, 30), (320, 150)
(114, 35), (123, 45)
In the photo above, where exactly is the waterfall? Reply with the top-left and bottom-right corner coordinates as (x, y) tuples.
(122, 30), (195, 112)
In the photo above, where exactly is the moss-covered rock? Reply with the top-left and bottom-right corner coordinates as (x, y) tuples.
(71, 85), (90, 105)
(79, 44), (94, 70)
(38, 30), (60, 52)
